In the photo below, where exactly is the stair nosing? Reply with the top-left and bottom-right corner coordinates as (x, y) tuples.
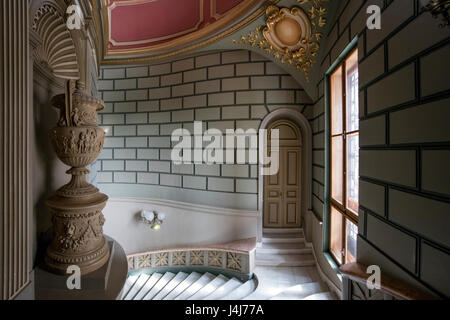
(123, 271), (258, 301)
(153, 272), (189, 300)
(174, 272), (215, 300)
(124, 274), (151, 300)
(142, 272), (176, 300)
(262, 238), (305, 243)
(120, 275), (139, 300)
(203, 278), (243, 300)
(163, 272), (202, 300)
(221, 279), (256, 300)
(188, 274), (228, 300)
(133, 273), (163, 300)
(257, 248), (312, 254)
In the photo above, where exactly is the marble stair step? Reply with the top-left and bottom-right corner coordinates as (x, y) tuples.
(133, 273), (163, 300)
(175, 272), (216, 300)
(152, 272), (189, 300)
(303, 292), (336, 300)
(262, 233), (305, 244)
(119, 274), (139, 300)
(124, 274), (150, 300)
(263, 228), (304, 236)
(188, 274), (229, 300)
(269, 282), (325, 300)
(163, 272), (202, 300)
(256, 253), (315, 267)
(142, 272), (176, 300)
(203, 278), (243, 300)
(221, 279), (257, 300)
(263, 232), (304, 238)
(257, 242), (311, 254)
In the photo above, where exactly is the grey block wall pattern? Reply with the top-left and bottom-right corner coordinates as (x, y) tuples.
(312, 0), (450, 297)
(96, 50), (313, 209)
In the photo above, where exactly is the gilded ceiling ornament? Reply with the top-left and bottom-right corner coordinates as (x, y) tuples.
(233, 0), (328, 81)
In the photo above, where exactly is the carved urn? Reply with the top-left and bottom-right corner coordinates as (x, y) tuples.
(45, 83), (110, 275)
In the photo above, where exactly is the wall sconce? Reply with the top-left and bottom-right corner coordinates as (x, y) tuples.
(423, 0), (450, 27)
(141, 210), (166, 230)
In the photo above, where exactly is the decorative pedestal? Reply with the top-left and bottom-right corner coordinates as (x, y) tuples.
(45, 192), (110, 275)
(35, 236), (128, 300)
(44, 83), (110, 275)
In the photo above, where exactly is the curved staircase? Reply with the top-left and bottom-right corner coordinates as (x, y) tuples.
(120, 229), (336, 300)
(256, 229), (315, 267)
(120, 271), (257, 300)
(246, 228), (337, 300)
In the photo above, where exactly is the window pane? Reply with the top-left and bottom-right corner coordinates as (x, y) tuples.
(331, 136), (343, 204)
(346, 50), (359, 132)
(346, 133), (359, 214)
(330, 207), (343, 265)
(331, 66), (343, 136)
(345, 219), (358, 263)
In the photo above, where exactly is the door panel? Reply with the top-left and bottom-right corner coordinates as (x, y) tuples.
(286, 202), (298, 225)
(287, 151), (298, 185)
(284, 148), (301, 227)
(269, 169), (279, 185)
(267, 201), (281, 225)
(264, 145), (302, 228)
(264, 192), (282, 227)
(264, 153), (283, 227)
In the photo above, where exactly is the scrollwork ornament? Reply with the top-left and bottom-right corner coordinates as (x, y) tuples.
(233, 0), (328, 81)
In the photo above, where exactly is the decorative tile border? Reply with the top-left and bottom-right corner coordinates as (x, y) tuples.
(127, 246), (254, 277)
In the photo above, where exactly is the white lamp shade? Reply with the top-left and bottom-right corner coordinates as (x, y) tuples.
(141, 210), (155, 222)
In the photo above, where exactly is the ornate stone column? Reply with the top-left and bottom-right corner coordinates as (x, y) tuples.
(44, 81), (110, 275)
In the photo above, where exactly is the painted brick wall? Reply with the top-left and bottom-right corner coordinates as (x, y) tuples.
(312, 0), (450, 297)
(96, 50), (313, 210)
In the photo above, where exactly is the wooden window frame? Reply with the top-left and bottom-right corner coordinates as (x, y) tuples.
(329, 48), (359, 266)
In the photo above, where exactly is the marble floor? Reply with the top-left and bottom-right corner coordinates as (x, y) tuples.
(246, 266), (333, 300)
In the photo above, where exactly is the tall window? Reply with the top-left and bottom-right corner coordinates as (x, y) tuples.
(329, 49), (359, 265)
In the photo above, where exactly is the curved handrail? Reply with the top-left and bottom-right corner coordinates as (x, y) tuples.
(339, 262), (436, 300)
(128, 237), (257, 257)
(126, 238), (257, 278)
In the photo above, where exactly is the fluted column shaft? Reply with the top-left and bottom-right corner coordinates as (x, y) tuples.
(0, 0), (30, 300)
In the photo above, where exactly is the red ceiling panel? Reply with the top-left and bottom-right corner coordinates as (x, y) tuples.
(213, 0), (244, 15)
(110, 0), (202, 44)
(106, 0), (252, 51)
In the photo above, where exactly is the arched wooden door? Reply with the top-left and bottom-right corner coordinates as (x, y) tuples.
(264, 120), (302, 228)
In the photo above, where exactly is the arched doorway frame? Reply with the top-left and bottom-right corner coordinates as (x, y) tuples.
(258, 108), (313, 242)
